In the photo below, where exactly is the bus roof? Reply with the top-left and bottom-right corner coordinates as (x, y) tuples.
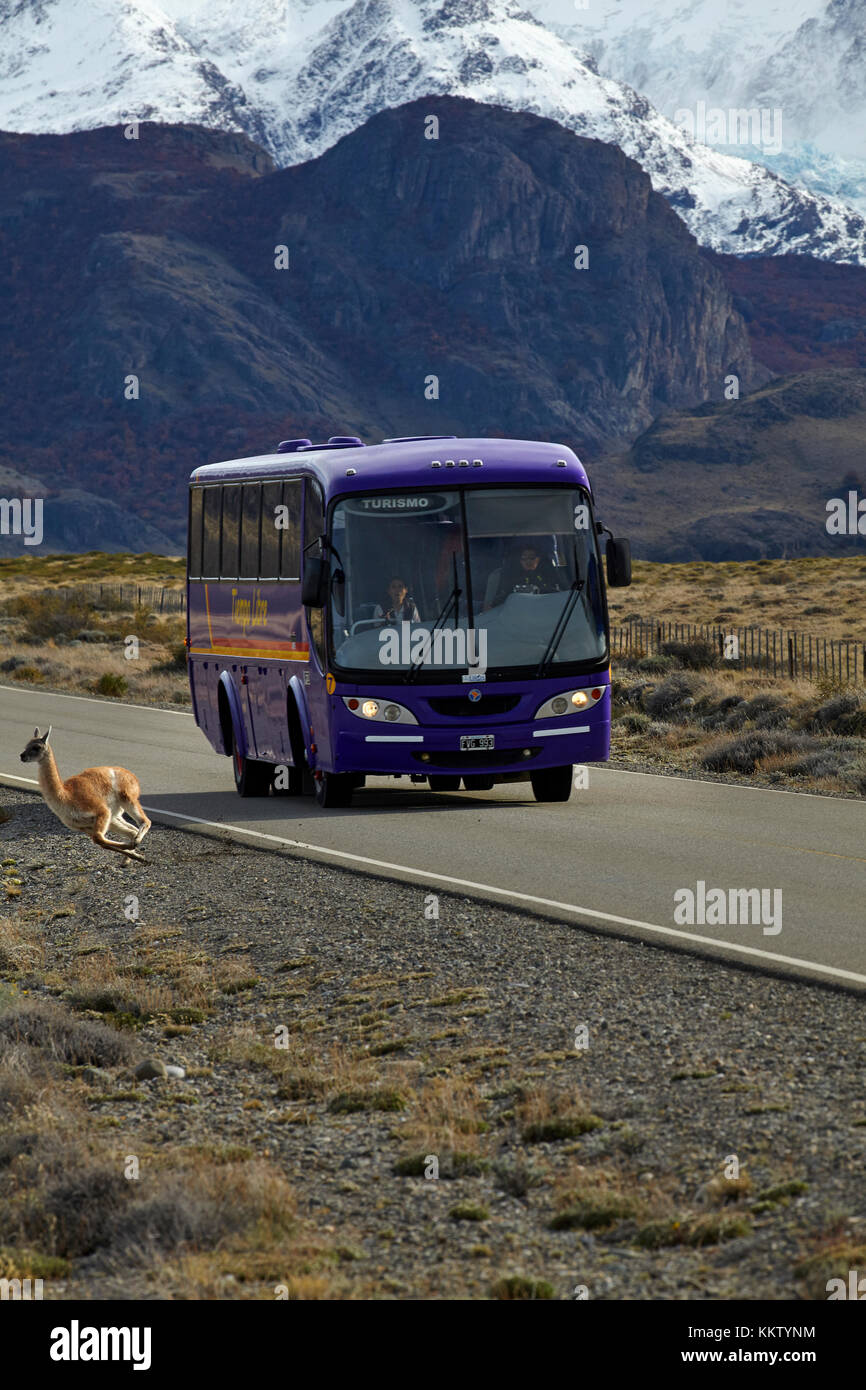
(190, 437), (591, 495)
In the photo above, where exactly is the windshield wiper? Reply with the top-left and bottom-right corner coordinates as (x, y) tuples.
(405, 553), (461, 683)
(536, 542), (584, 677)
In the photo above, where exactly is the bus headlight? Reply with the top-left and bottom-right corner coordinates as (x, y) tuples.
(343, 697), (418, 725)
(534, 686), (606, 719)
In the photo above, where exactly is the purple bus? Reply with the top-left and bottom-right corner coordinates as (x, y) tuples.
(186, 435), (631, 807)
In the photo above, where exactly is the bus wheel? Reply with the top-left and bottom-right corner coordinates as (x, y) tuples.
(462, 776), (495, 791)
(530, 766), (573, 802)
(314, 771), (354, 809)
(232, 731), (272, 797)
(284, 698), (315, 796)
(428, 775), (461, 791)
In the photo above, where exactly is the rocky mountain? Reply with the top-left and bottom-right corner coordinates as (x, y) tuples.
(593, 368), (866, 560)
(705, 251), (866, 375)
(0, 467), (177, 556)
(0, 100), (763, 551)
(536, 0), (866, 219)
(1, 0), (865, 262)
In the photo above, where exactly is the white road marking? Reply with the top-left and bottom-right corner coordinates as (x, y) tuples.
(0, 685), (195, 716)
(3, 698), (865, 987)
(55, 791), (861, 990)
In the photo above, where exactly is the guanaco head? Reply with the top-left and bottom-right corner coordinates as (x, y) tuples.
(20, 726), (52, 763)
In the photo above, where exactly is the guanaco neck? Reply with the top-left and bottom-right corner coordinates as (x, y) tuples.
(37, 746), (69, 805)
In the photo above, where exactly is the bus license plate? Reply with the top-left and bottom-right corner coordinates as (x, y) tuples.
(460, 735), (494, 751)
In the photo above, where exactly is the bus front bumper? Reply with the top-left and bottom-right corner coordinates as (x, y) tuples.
(331, 719), (610, 776)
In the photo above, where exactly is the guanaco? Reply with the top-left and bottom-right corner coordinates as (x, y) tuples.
(20, 727), (151, 863)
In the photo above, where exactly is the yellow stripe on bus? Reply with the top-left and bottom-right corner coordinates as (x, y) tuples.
(189, 646), (310, 661)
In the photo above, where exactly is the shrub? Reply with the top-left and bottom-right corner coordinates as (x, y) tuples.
(95, 673), (128, 697)
(741, 693), (788, 729)
(636, 655), (677, 675)
(701, 731), (816, 775)
(521, 1113), (602, 1144)
(7, 592), (95, 641)
(809, 693), (865, 734)
(450, 1202), (489, 1222)
(492, 1156), (544, 1197)
(616, 712), (650, 734)
(328, 1088), (406, 1114)
(636, 1214), (750, 1248)
(490, 1276), (554, 1300)
(700, 695), (747, 731)
(644, 673), (701, 720)
(394, 1151), (488, 1178)
(783, 748), (851, 780)
(41, 1167), (130, 1257)
(0, 1003), (136, 1068)
(660, 640), (719, 670)
(549, 1195), (634, 1231)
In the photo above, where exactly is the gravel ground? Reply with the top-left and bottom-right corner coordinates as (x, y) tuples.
(1, 784), (864, 1301)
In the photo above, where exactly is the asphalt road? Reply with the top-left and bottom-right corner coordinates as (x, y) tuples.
(1, 685), (865, 990)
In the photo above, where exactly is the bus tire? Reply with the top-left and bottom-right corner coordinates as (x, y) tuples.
(530, 766), (573, 802)
(282, 697), (315, 796)
(428, 775), (461, 791)
(462, 776), (495, 791)
(314, 771), (354, 809)
(232, 730), (273, 797)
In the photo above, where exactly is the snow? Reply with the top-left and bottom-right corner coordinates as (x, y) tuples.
(0, 0), (863, 263)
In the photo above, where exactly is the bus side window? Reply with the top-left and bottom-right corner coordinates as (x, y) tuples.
(279, 479), (301, 580)
(220, 483), (241, 579)
(202, 487), (221, 578)
(260, 480), (282, 578)
(304, 478), (324, 555)
(240, 483), (261, 579)
(188, 487), (203, 578)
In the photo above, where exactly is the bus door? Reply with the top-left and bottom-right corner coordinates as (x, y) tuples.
(302, 478), (331, 767)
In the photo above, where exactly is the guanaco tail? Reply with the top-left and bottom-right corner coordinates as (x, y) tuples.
(19, 727), (151, 863)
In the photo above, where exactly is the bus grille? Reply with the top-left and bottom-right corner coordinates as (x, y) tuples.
(426, 694), (521, 718)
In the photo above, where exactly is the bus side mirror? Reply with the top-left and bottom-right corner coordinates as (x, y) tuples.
(606, 537), (632, 588)
(302, 556), (328, 607)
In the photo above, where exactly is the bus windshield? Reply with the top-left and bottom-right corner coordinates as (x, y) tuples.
(328, 486), (607, 676)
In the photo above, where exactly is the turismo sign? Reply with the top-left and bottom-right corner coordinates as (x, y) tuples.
(342, 494), (450, 514)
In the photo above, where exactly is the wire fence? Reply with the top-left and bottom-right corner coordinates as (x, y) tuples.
(57, 583), (186, 614)
(611, 617), (865, 686)
(49, 589), (863, 684)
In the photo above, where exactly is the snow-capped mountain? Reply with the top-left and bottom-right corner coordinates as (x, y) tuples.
(1, 0), (865, 263)
(533, 0), (866, 218)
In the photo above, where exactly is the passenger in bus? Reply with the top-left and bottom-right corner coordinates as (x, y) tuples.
(374, 576), (421, 623)
(483, 543), (564, 609)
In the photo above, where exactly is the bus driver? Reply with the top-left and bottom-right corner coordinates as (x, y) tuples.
(374, 575), (421, 623)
